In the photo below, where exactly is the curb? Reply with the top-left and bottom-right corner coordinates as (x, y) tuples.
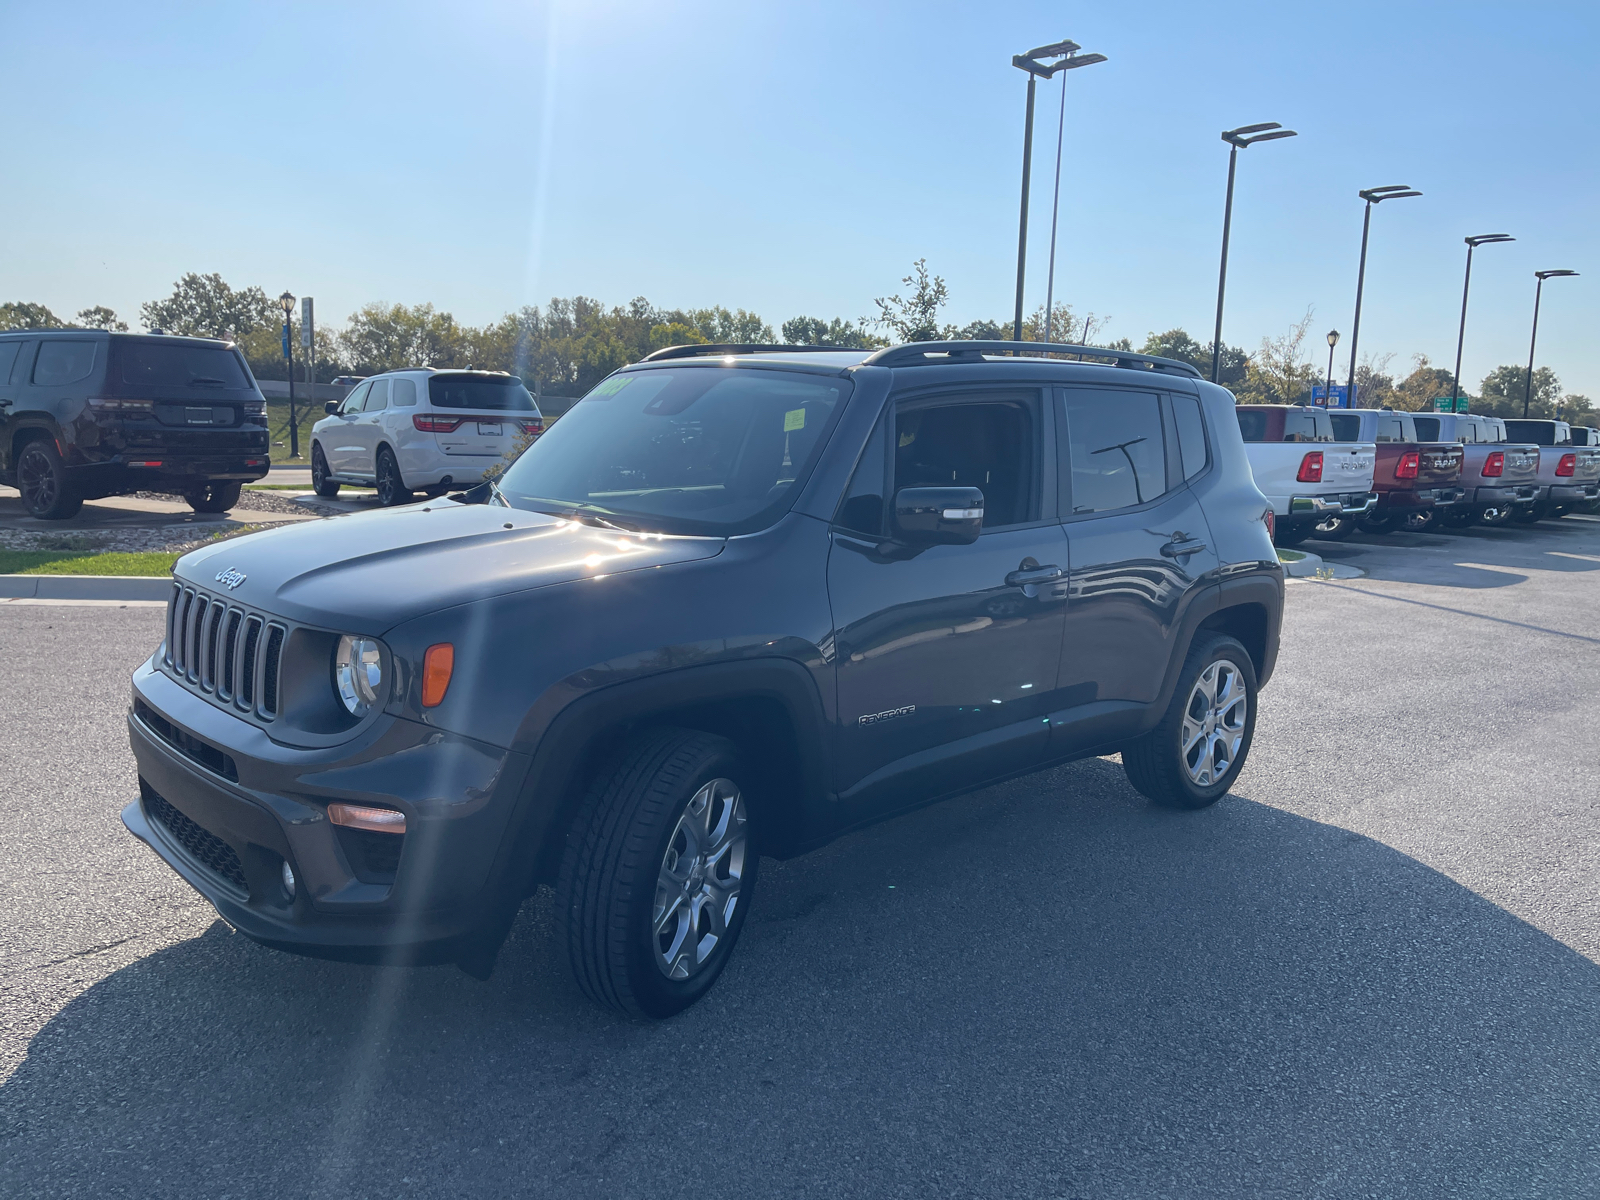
(1280, 551), (1365, 580)
(0, 574), (173, 600)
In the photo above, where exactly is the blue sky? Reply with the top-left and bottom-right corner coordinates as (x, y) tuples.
(3, 1), (1596, 397)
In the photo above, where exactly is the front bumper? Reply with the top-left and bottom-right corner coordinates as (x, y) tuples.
(1287, 491), (1378, 517)
(1550, 482), (1600, 505)
(1471, 483), (1539, 506)
(123, 662), (530, 963)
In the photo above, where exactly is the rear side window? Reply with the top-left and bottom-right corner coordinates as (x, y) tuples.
(1329, 414), (1362, 441)
(1060, 389), (1166, 516)
(1412, 415), (1441, 441)
(0, 341), (20, 384)
(32, 340), (98, 386)
(366, 379), (390, 411)
(1234, 408), (1268, 442)
(391, 378), (417, 406)
(117, 342), (249, 389)
(1171, 394), (1208, 480)
(429, 375), (535, 410)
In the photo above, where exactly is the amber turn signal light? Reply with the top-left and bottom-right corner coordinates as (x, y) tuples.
(327, 803), (407, 834)
(422, 643), (454, 707)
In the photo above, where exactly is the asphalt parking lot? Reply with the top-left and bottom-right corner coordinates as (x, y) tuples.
(2, 515), (1597, 1199)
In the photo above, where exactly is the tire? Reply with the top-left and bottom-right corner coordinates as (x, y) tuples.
(1400, 509), (1436, 533)
(556, 728), (757, 1018)
(183, 481), (242, 513)
(1510, 505), (1542, 525)
(1122, 633), (1258, 811)
(375, 447), (411, 507)
(1438, 505), (1476, 529)
(1360, 510), (1396, 534)
(311, 444), (340, 496)
(1272, 521), (1312, 548)
(16, 438), (83, 520)
(1310, 514), (1360, 541)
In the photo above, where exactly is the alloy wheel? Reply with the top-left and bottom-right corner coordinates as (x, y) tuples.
(651, 778), (748, 981)
(1180, 660), (1248, 788)
(18, 446), (58, 513)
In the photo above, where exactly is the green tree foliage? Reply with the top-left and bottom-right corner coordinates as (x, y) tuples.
(1235, 310), (1317, 405)
(0, 301), (65, 330)
(1394, 357), (1459, 412)
(873, 259), (954, 342)
(1477, 364), (1561, 418)
(780, 316), (885, 348)
(682, 306), (774, 344)
(649, 322), (709, 352)
(1353, 353), (1397, 408)
(340, 302), (471, 375)
(1138, 329), (1248, 387)
(75, 305), (127, 331)
(238, 323), (344, 383)
(140, 272), (277, 338)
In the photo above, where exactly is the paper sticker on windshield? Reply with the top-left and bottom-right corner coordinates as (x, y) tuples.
(590, 377), (631, 398)
(784, 408), (806, 432)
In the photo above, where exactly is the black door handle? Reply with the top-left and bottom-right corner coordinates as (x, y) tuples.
(1005, 564), (1065, 587)
(1160, 539), (1207, 558)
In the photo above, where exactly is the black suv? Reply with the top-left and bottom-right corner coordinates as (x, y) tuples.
(0, 330), (270, 518)
(122, 341), (1283, 1017)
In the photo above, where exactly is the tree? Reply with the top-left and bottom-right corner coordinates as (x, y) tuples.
(1477, 364), (1560, 418)
(1392, 356), (1460, 412)
(681, 306), (774, 344)
(140, 272), (277, 338)
(649, 322), (709, 352)
(0, 301), (64, 330)
(1561, 394), (1595, 419)
(872, 259), (953, 343)
(340, 302), (469, 375)
(1353, 352), (1397, 408)
(1140, 328), (1248, 387)
(238, 322), (345, 383)
(951, 318), (1008, 341)
(75, 305), (127, 331)
(1236, 309), (1317, 405)
(780, 316), (885, 348)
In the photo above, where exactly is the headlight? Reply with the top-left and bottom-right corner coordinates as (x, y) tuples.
(334, 635), (385, 717)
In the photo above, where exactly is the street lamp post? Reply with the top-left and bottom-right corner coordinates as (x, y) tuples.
(1325, 330), (1340, 405)
(278, 291), (298, 459)
(1011, 39), (1094, 342)
(1210, 122), (1298, 382)
(1450, 235), (1515, 406)
(1040, 47), (1106, 345)
(1523, 269), (1578, 417)
(1344, 185), (1422, 397)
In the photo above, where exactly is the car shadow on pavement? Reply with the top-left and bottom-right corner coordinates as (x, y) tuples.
(4, 756), (1598, 1199)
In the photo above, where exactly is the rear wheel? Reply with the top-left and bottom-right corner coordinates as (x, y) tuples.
(1510, 504), (1543, 525)
(556, 728), (756, 1018)
(310, 444), (340, 496)
(1400, 509), (1436, 533)
(184, 481), (242, 513)
(1310, 513), (1360, 541)
(17, 439), (83, 520)
(1360, 510), (1396, 534)
(1478, 505), (1514, 527)
(1122, 633), (1257, 810)
(375, 447), (411, 507)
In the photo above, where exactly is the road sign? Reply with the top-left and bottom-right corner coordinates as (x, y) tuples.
(300, 297), (313, 347)
(1311, 384), (1353, 408)
(1433, 396), (1470, 413)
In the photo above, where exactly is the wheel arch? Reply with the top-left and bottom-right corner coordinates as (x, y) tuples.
(8, 420), (61, 472)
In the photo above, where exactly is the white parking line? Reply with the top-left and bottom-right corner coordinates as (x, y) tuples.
(0, 598), (167, 608)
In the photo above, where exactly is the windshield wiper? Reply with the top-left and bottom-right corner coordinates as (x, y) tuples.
(517, 498), (643, 532)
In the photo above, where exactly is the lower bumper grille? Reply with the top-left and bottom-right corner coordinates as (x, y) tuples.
(142, 780), (248, 894)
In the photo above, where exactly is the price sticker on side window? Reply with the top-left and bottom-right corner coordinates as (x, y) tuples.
(783, 408), (806, 432)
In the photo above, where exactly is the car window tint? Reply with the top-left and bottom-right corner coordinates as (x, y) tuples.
(1376, 416), (1404, 442)
(1283, 410), (1330, 442)
(1329, 413), (1362, 441)
(1234, 408), (1268, 442)
(367, 379), (390, 411)
(342, 380), (372, 413)
(1413, 415), (1441, 441)
(32, 340), (97, 386)
(0, 341), (20, 384)
(1060, 389), (1166, 516)
(834, 414), (888, 536)
(1171, 394), (1208, 480)
(391, 378), (417, 407)
(117, 342), (249, 389)
(429, 375), (536, 410)
(894, 396), (1036, 527)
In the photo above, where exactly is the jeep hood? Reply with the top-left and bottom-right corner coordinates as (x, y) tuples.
(175, 501), (725, 631)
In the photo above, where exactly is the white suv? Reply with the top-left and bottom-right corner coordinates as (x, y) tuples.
(309, 369), (544, 504)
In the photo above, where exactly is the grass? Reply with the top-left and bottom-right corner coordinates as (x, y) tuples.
(0, 550), (180, 576)
(1276, 548), (1308, 563)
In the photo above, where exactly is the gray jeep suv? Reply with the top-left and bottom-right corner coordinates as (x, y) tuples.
(123, 341), (1284, 1017)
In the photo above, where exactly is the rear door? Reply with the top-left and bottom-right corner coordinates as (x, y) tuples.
(1053, 386), (1219, 749)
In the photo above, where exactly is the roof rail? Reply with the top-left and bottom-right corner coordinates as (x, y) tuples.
(862, 340), (1204, 379)
(639, 343), (864, 363)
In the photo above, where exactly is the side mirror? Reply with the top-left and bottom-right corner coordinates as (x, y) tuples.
(892, 486), (984, 545)
(324, 401), (341, 415)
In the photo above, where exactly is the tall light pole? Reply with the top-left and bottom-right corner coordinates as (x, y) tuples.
(1523, 269), (1578, 417)
(1011, 39), (1081, 342)
(1344, 185), (1422, 397)
(1325, 329), (1340, 405)
(278, 291), (298, 459)
(1450, 234), (1515, 406)
(1040, 47), (1107, 344)
(1210, 122), (1297, 382)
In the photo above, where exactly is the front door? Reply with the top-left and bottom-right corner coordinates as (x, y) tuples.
(0, 340), (28, 476)
(350, 377), (390, 478)
(828, 387), (1068, 812)
(324, 379), (371, 475)
(1053, 386), (1220, 750)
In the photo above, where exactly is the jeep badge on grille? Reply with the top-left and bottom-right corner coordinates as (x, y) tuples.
(215, 567), (247, 590)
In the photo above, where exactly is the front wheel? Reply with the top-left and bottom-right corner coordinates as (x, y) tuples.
(310, 444), (340, 496)
(375, 447), (411, 507)
(556, 728), (757, 1018)
(1122, 633), (1257, 810)
(184, 481), (242, 513)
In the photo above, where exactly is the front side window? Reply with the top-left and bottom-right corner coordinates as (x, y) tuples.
(32, 340), (97, 387)
(429, 374), (536, 411)
(894, 395), (1036, 527)
(0, 341), (20, 385)
(835, 414), (888, 537)
(1060, 389), (1166, 516)
(341, 380), (372, 414)
(116, 341), (249, 389)
(497, 366), (849, 536)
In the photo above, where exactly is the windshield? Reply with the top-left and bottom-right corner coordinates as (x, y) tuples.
(497, 366), (849, 536)
(429, 374), (536, 410)
(116, 341), (251, 389)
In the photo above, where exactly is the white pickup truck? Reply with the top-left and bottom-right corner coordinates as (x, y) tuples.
(1234, 405), (1377, 547)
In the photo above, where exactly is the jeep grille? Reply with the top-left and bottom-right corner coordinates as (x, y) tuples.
(162, 582), (286, 720)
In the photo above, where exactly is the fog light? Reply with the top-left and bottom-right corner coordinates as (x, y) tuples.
(281, 860), (296, 898)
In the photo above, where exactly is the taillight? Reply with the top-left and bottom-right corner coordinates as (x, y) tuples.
(413, 414), (463, 433)
(1262, 507), (1275, 539)
(518, 418), (544, 436)
(1481, 451), (1504, 477)
(1395, 451), (1420, 480)
(1556, 453), (1576, 477)
(1296, 451), (1324, 483)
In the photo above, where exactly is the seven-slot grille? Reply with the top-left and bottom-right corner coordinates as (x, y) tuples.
(163, 583), (286, 719)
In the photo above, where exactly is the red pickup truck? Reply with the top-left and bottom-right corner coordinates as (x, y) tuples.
(1325, 409), (1464, 534)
